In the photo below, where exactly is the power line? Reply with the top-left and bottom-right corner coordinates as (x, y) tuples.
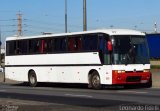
(0, 19), (16, 22)
(2, 30), (16, 33)
(26, 19), (86, 29)
(0, 25), (16, 27)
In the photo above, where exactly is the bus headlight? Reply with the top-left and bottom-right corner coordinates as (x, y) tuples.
(118, 70), (125, 73)
(114, 70), (125, 74)
(143, 69), (150, 72)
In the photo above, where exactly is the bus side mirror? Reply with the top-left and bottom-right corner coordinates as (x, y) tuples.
(107, 41), (112, 51)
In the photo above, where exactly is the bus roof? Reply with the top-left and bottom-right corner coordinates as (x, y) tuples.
(6, 29), (145, 41)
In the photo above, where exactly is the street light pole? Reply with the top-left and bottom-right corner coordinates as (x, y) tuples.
(83, 0), (87, 31)
(65, 0), (68, 33)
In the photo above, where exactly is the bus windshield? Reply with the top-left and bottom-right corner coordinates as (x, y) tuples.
(112, 35), (150, 65)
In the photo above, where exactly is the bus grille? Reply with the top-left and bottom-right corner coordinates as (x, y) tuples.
(126, 76), (141, 82)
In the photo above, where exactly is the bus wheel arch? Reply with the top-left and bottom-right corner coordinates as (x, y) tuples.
(28, 70), (38, 87)
(88, 69), (102, 90)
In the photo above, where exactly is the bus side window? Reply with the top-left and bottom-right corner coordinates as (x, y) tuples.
(6, 41), (16, 55)
(47, 38), (54, 53)
(68, 37), (82, 52)
(90, 34), (98, 50)
(15, 48), (22, 54)
(55, 37), (67, 52)
(15, 40), (28, 55)
(20, 40), (28, 54)
(6, 42), (10, 56)
(40, 39), (45, 53)
(55, 38), (60, 52)
(75, 37), (82, 51)
(82, 34), (98, 51)
(35, 40), (40, 53)
(61, 38), (67, 52)
(29, 40), (37, 54)
(82, 36), (90, 51)
(68, 38), (75, 51)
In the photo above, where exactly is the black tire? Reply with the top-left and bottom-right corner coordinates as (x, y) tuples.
(90, 71), (102, 90)
(28, 71), (37, 87)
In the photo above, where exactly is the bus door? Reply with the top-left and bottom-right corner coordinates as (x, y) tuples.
(99, 34), (111, 65)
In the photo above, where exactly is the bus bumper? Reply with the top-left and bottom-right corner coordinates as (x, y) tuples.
(112, 70), (151, 84)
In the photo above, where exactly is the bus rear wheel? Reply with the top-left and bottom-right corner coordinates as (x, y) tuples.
(90, 71), (102, 90)
(28, 71), (37, 87)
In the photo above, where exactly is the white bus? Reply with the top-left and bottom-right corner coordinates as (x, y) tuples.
(5, 29), (152, 89)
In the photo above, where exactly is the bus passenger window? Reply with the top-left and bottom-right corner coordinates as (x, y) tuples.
(15, 48), (22, 54)
(40, 39), (45, 53)
(68, 38), (75, 51)
(75, 37), (82, 51)
(61, 38), (66, 51)
(35, 40), (41, 53)
(47, 39), (54, 53)
(68, 37), (82, 52)
(15, 40), (27, 55)
(6, 41), (16, 55)
(55, 37), (66, 52)
(82, 34), (98, 51)
(20, 40), (28, 54)
(29, 40), (38, 54)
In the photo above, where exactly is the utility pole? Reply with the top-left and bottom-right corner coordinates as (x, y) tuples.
(17, 12), (22, 36)
(83, 0), (87, 31)
(65, 0), (68, 33)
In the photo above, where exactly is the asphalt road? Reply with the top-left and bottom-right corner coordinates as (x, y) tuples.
(0, 83), (160, 111)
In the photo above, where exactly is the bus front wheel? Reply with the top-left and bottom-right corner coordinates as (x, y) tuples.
(28, 71), (37, 87)
(90, 71), (102, 90)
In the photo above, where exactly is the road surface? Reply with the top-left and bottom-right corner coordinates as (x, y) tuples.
(0, 83), (160, 111)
